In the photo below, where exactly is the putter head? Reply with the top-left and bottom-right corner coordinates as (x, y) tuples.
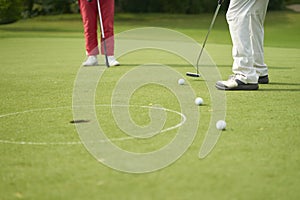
(186, 72), (201, 78)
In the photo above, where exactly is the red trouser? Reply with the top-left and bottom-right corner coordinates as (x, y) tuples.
(79, 0), (115, 56)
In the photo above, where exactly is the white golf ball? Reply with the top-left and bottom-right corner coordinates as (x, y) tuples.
(178, 78), (185, 85)
(194, 97), (203, 106)
(216, 120), (226, 130)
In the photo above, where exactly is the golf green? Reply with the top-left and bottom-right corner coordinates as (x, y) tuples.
(0, 12), (299, 200)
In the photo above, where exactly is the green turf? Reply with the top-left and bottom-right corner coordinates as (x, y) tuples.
(0, 11), (300, 200)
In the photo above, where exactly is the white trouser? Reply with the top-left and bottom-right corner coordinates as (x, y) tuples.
(227, 0), (269, 83)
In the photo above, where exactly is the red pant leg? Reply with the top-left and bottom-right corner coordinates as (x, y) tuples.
(100, 0), (115, 56)
(79, 0), (99, 55)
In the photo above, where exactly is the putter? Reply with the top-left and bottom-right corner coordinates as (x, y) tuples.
(186, 0), (224, 78)
(96, 0), (110, 67)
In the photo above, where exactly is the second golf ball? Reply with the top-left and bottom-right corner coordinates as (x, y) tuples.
(178, 78), (185, 85)
(195, 97), (203, 105)
(216, 120), (226, 130)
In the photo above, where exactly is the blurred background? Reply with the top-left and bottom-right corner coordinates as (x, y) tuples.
(0, 0), (296, 25)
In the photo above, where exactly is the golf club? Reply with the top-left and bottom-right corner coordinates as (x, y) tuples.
(96, 0), (110, 67)
(186, 0), (224, 77)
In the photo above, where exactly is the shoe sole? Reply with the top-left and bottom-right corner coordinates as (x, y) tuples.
(82, 63), (99, 67)
(110, 63), (120, 67)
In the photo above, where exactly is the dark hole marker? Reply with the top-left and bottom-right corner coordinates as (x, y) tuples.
(70, 120), (90, 124)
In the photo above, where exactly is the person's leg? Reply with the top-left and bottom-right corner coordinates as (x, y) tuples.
(227, 0), (258, 84)
(79, 0), (99, 56)
(250, 0), (269, 82)
(216, 0), (259, 90)
(100, 0), (114, 56)
(98, 0), (119, 66)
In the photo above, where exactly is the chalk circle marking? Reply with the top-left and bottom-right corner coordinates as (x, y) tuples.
(0, 104), (186, 145)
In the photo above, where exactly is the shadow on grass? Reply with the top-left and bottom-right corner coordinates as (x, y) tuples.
(269, 82), (300, 86)
(259, 88), (300, 92)
(260, 82), (300, 91)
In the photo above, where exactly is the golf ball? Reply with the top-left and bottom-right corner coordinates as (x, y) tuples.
(178, 78), (185, 85)
(216, 120), (226, 130)
(194, 97), (203, 106)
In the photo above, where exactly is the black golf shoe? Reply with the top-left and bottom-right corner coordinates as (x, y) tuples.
(258, 75), (269, 84)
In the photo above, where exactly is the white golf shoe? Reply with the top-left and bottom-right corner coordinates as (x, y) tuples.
(82, 55), (98, 66)
(216, 74), (259, 90)
(107, 56), (120, 67)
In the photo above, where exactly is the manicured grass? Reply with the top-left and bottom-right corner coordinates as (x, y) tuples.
(0, 12), (299, 200)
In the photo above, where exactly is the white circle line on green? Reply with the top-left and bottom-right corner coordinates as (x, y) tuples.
(0, 104), (186, 145)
